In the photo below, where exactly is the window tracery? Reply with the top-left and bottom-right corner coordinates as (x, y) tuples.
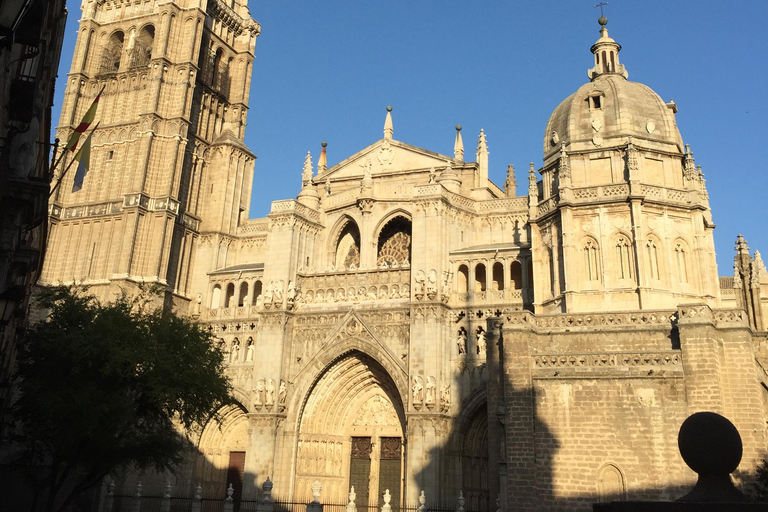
(376, 217), (411, 266)
(646, 239), (660, 281)
(615, 236), (634, 280)
(583, 239), (600, 281)
(675, 242), (688, 283)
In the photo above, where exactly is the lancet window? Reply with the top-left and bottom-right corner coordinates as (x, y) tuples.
(492, 262), (504, 291)
(335, 221), (361, 270)
(646, 239), (660, 281)
(510, 261), (523, 289)
(615, 236), (633, 280)
(100, 31), (124, 73)
(458, 265), (469, 293)
(475, 264), (486, 293)
(583, 239), (600, 281)
(675, 242), (688, 283)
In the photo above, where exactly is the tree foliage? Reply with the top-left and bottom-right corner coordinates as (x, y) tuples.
(755, 459), (768, 502)
(9, 286), (232, 512)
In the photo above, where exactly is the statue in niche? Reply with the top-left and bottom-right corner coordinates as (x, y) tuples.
(425, 376), (436, 405)
(274, 281), (284, 304)
(266, 379), (275, 405)
(230, 339), (240, 362)
(429, 167), (436, 183)
(279, 380), (287, 405)
(228, 295), (235, 308)
(254, 380), (265, 406)
(412, 376), (423, 405)
(287, 280), (296, 304)
(325, 179), (331, 196)
(390, 285), (400, 299)
(426, 269), (438, 298)
(457, 328), (467, 355)
(245, 337), (254, 362)
(242, 294), (249, 308)
(414, 270), (426, 298)
(476, 327), (486, 355)
(263, 281), (274, 307)
(441, 384), (451, 411)
(194, 294), (202, 315)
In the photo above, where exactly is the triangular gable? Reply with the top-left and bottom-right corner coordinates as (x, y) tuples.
(317, 139), (461, 182)
(294, 309), (407, 378)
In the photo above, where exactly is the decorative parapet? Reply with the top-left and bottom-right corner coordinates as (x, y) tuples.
(676, 304), (714, 325)
(207, 0), (261, 36)
(530, 310), (675, 331)
(533, 351), (682, 369)
(712, 308), (750, 329)
(269, 199), (321, 223)
(238, 219), (269, 235)
(454, 289), (524, 305)
(297, 268), (411, 305)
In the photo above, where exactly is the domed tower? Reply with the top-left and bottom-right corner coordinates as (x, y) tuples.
(529, 17), (718, 313)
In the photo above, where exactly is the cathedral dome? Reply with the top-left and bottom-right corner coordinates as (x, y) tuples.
(543, 19), (683, 160)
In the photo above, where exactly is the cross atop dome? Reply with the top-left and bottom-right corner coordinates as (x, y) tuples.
(587, 16), (628, 80)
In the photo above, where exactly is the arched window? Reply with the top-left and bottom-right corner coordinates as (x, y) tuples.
(253, 280), (263, 303)
(100, 31), (124, 73)
(210, 284), (221, 309)
(224, 283), (235, 308)
(492, 262), (504, 291)
(615, 236), (634, 280)
(128, 24), (154, 68)
(474, 264), (486, 293)
(510, 261), (523, 290)
(646, 238), (660, 281)
(458, 265), (469, 293)
(376, 216), (412, 267)
(583, 239), (600, 281)
(237, 282), (248, 307)
(335, 221), (360, 270)
(675, 241), (689, 283)
(601, 50), (608, 73)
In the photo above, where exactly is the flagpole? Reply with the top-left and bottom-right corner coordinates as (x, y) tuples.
(49, 121), (101, 198)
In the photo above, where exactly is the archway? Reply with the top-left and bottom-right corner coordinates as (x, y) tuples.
(461, 404), (489, 511)
(295, 352), (405, 507)
(194, 402), (250, 500)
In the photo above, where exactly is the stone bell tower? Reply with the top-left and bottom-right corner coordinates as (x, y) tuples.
(40, 0), (260, 306)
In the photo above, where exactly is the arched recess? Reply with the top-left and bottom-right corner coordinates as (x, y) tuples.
(510, 261), (522, 290)
(450, 388), (489, 512)
(597, 463), (627, 502)
(128, 24), (154, 68)
(331, 217), (361, 270)
(375, 214), (412, 267)
(458, 264), (469, 293)
(100, 30), (124, 72)
(224, 283), (235, 308)
(475, 264), (487, 293)
(194, 401), (250, 499)
(673, 238), (690, 285)
(252, 280), (263, 304)
(211, 284), (222, 309)
(492, 262), (504, 291)
(294, 351), (406, 507)
(238, 282), (248, 306)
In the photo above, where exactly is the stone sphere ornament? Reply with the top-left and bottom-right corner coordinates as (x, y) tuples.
(676, 411), (748, 502)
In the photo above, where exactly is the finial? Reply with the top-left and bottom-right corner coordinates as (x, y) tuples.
(476, 129), (487, 152)
(302, 151), (313, 187)
(454, 125), (464, 161)
(505, 164), (516, 197)
(384, 106), (393, 140)
(318, 142), (327, 172)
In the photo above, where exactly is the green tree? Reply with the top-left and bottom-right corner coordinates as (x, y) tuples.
(8, 286), (231, 512)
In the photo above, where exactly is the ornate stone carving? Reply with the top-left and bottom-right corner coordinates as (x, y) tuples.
(426, 269), (438, 300)
(412, 376), (424, 407)
(440, 384), (451, 412)
(457, 328), (467, 355)
(425, 376), (436, 407)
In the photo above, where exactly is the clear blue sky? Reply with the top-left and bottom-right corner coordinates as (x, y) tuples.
(52, 0), (768, 274)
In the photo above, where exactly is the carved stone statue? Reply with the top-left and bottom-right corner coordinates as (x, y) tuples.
(245, 338), (254, 362)
(412, 376), (423, 405)
(279, 380), (287, 405)
(263, 281), (274, 307)
(194, 293), (202, 315)
(476, 327), (486, 355)
(457, 329), (467, 355)
(254, 380), (265, 406)
(242, 294), (249, 308)
(274, 281), (284, 304)
(325, 179), (331, 196)
(425, 376), (436, 405)
(441, 384), (451, 411)
(426, 269), (437, 298)
(230, 340), (240, 362)
(228, 295), (235, 308)
(414, 270), (426, 298)
(266, 379), (275, 405)
(287, 280), (296, 303)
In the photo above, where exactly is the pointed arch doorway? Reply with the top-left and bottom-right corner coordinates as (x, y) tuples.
(295, 351), (406, 508)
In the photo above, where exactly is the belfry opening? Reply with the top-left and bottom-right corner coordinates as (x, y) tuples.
(295, 352), (405, 507)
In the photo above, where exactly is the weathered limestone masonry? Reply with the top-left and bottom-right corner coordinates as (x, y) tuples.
(43, 4), (768, 511)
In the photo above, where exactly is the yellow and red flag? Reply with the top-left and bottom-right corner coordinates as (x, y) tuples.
(71, 132), (92, 192)
(65, 87), (103, 153)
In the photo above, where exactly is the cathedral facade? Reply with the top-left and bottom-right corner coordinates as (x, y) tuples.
(43, 1), (768, 510)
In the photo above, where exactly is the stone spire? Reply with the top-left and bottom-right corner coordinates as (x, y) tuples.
(318, 142), (328, 173)
(384, 106), (393, 140)
(683, 144), (697, 181)
(298, 150), (320, 209)
(528, 163), (537, 196)
(505, 164), (516, 197)
(302, 151), (313, 187)
(454, 125), (464, 161)
(588, 16), (628, 80)
(476, 129), (488, 185)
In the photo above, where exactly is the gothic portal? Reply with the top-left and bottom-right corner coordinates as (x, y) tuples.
(45, 3), (768, 511)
